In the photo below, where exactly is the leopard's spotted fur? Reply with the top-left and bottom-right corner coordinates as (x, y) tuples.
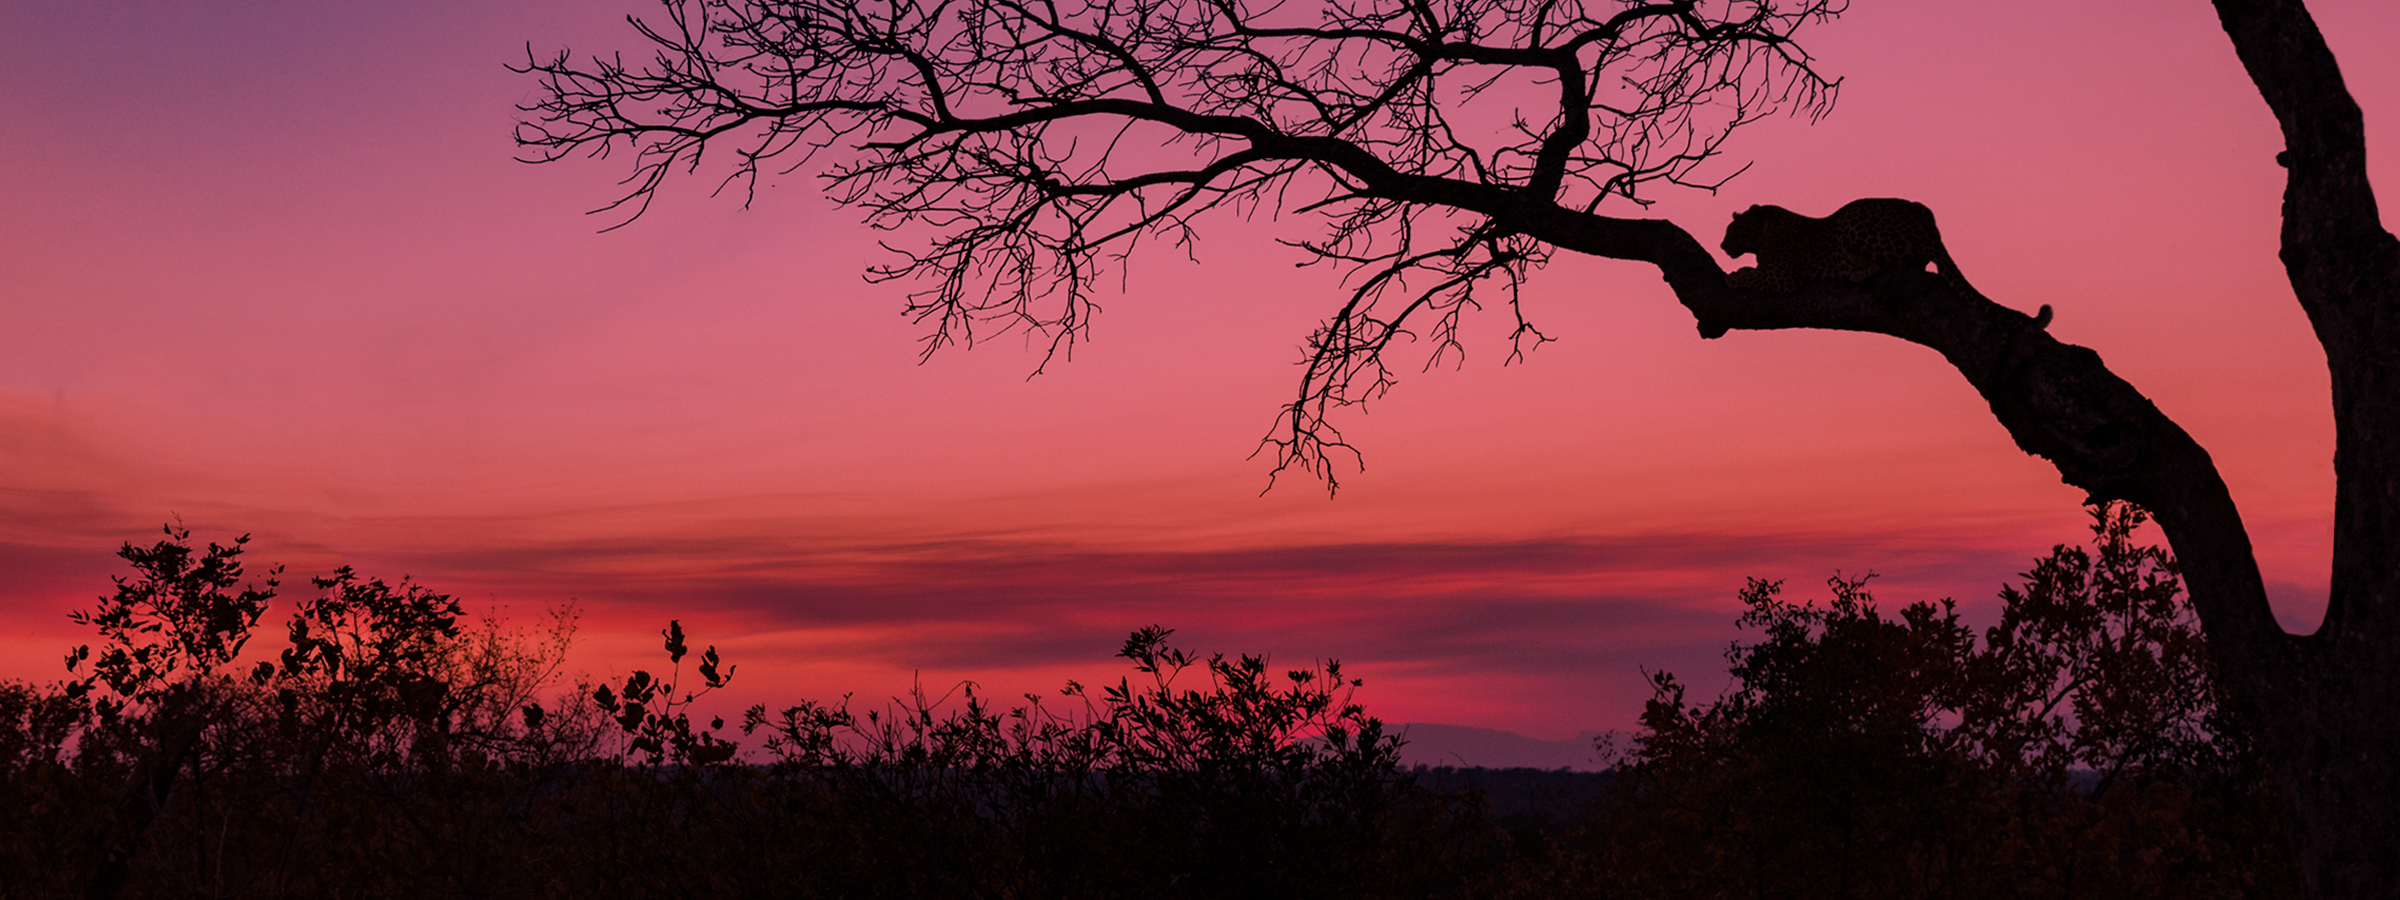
(1721, 198), (1977, 299)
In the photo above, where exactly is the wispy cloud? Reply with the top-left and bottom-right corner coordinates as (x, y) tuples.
(0, 503), (2056, 734)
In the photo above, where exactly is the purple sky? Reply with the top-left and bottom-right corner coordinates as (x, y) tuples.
(2, 0), (2393, 738)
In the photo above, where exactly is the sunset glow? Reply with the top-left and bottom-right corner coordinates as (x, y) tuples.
(3, 0), (2393, 740)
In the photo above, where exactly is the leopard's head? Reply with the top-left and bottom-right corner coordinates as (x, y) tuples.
(1721, 206), (1767, 258)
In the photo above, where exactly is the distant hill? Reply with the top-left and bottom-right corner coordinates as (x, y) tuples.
(1391, 723), (1616, 771)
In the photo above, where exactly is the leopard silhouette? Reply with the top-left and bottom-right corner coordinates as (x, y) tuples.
(1721, 198), (2048, 327)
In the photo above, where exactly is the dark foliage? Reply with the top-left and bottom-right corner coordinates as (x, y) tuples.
(1551, 502), (2296, 899)
(0, 510), (2290, 897)
(0, 527), (1514, 899)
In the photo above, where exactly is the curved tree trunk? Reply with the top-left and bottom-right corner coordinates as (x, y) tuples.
(2207, 0), (2400, 894)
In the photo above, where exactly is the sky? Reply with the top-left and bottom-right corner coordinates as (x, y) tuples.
(2, 0), (2394, 742)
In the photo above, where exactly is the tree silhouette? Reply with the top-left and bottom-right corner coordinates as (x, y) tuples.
(1619, 505), (2289, 898)
(65, 525), (279, 900)
(515, 1), (2398, 894)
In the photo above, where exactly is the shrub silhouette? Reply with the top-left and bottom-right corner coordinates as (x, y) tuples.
(1565, 502), (2293, 899)
(0, 527), (1509, 898)
(60, 526), (279, 900)
(593, 619), (740, 765)
(0, 512), (2293, 898)
(724, 624), (1440, 898)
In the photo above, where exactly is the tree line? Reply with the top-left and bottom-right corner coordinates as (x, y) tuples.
(0, 503), (2290, 898)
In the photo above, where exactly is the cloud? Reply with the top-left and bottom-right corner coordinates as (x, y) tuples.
(375, 523), (2042, 684)
(0, 382), (2102, 733)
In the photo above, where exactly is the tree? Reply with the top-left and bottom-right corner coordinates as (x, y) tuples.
(514, 0), (2398, 894)
(1616, 504), (2288, 898)
(64, 525), (279, 900)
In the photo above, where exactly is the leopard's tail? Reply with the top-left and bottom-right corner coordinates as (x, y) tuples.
(1933, 247), (2047, 328)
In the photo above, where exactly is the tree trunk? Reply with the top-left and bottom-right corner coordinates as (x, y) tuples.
(83, 706), (210, 900)
(2206, 0), (2400, 895)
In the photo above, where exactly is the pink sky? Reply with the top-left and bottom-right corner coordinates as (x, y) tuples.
(2, 0), (2394, 740)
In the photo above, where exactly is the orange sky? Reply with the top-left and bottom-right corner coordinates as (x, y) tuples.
(2, 0), (2393, 739)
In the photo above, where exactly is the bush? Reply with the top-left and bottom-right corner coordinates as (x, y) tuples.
(0, 510), (2295, 898)
(1561, 502), (2295, 899)
(0, 528), (1511, 899)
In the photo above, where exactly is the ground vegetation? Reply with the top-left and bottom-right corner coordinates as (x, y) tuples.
(0, 510), (2291, 898)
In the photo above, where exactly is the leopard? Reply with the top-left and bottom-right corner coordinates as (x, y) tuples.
(1721, 198), (2050, 327)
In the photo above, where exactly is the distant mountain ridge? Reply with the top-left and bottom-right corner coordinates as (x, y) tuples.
(1391, 723), (1615, 771)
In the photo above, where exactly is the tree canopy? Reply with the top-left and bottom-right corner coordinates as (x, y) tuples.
(513, 0), (1844, 486)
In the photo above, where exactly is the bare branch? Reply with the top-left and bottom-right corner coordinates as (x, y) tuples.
(519, 0), (1843, 486)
